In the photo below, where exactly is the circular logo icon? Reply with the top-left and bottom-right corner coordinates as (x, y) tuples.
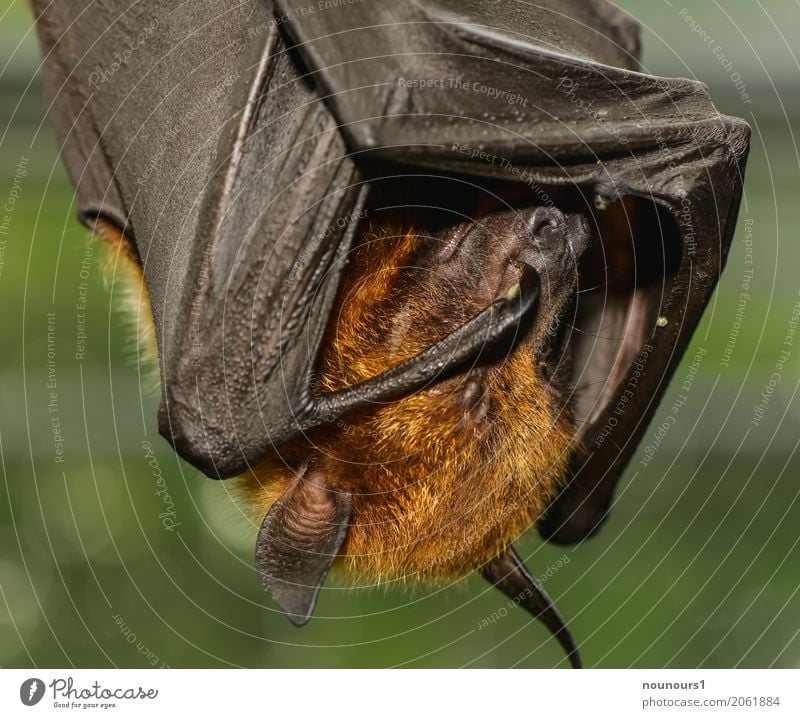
(20, 678), (44, 707)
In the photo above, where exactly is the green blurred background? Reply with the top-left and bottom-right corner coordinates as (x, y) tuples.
(1, 0), (799, 668)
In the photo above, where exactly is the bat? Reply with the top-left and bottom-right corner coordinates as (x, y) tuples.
(32, 0), (750, 668)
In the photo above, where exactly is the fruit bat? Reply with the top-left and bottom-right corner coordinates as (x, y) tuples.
(32, 0), (750, 668)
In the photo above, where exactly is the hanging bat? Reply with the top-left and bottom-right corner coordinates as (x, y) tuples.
(32, 0), (750, 668)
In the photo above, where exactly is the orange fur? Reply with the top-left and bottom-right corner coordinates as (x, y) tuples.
(241, 223), (576, 583)
(93, 218), (160, 389)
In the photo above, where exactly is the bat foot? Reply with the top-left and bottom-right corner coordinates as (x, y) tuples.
(481, 546), (582, 669)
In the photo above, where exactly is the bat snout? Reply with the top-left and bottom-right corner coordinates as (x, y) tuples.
(517, 206), (592, 274)
(447, 204), (590, 309)
(525, 206), (565, 240)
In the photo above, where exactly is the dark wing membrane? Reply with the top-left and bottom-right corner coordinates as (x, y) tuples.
(274, 0), (750, 542)
(33, 0), (542, 478)
(33, 0), (267, 362)
(273, 0), (742, 165)
(33, 1), (366, 476)
(32, 1), (128, 231)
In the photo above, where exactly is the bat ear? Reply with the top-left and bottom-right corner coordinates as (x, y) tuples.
(255, 467), (351, 626)
(480, 546), (582, 668)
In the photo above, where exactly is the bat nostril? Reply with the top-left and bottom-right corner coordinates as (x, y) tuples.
(526, 206), (565, 240)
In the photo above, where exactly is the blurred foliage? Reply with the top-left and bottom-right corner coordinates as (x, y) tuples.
(1, 0), (798, 667)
